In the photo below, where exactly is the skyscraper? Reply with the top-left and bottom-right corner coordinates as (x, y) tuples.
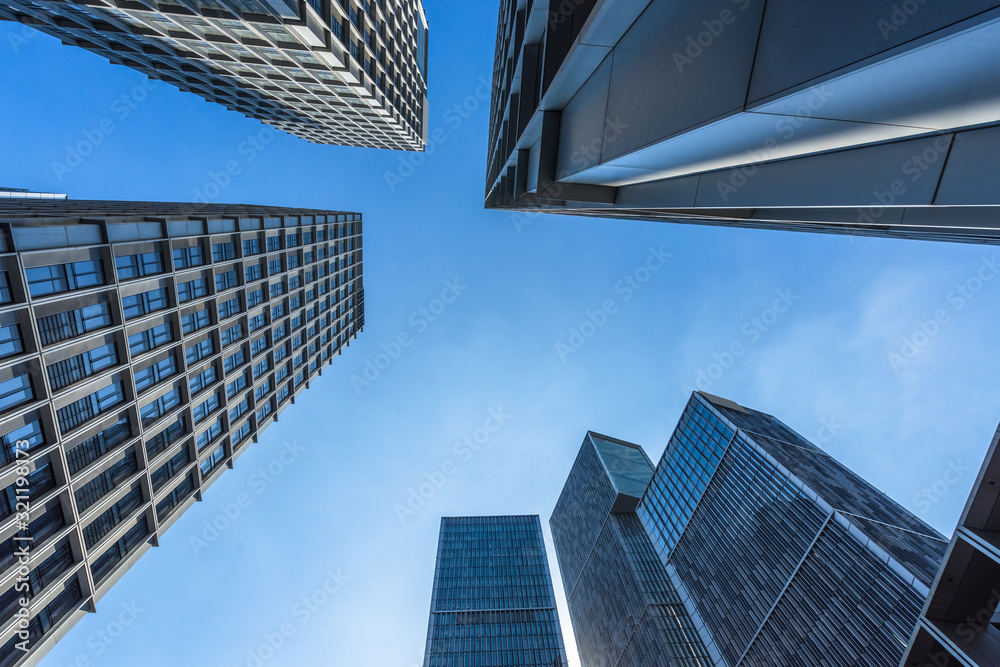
(422, 515), (569, 667)
(486, 0), (1000, 244)
(551, 393), (950, 667)
(901, 422), (1000, 667)
(0, 198), (363, 666)
(1, 0), (428, 150)
(550, 432), (713, 667)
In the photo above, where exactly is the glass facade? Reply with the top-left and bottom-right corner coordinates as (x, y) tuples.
(550, 433), (711, 667)
(423, 515), (568, 667)
(552, 395), (949, 667)
(635, 393), (949, 667)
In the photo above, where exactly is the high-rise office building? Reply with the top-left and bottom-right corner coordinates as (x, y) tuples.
(901, 422), (1000, 667)
(422, 515), (569, 667)
(0, 198), (363, 666)
(1, 0), (428, 150)
(486, 0), (1000, 244)
(551, 393), (950, 667)
(550, 432), (713, 667)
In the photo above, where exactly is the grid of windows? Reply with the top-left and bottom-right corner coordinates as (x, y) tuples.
(0, 201), (363, 667)
(424, 516), (568, 667)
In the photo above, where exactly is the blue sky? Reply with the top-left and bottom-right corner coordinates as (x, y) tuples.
(2, 3), (1000, 666)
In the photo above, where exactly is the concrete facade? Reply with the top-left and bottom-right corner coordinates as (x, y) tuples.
(0, 199), (363, 666)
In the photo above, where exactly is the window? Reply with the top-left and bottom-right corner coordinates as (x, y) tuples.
(269, 281), (286, 299)
(302, 252), (313, 266)
(139, 387), (182, 427)
(145, 415), (185, 460)
(173, 246), (205, 269)
(293, 333), (304, 349)
(181, 308), (211, 335)
(245, 262), (263, 282)
(243, 238), (261, 256)
(273, 343), (289, 363)
(231, 421), (251, 446)
(189, 366), (217, 396)
(248, 314), (267, 333)
(201, 444), (226, 476)
(224, 349), (245, 374)
(0, 323), (23, 360)
(82, 484), (143, 549)
(122, 288), (169, 320)
(75, 450), (138, 512)
(177, 278), (208, 303)
(151, 447), (191, 492)
(48, 343), (120, 391)
(277, 384), (291, 404)
(0, 375), (34, 414)
(254, 379), (273, 402)
(133, 355), (178, 392)
(0, 271), (11, 304)
(218, 296), (242, 319)
(185, 338), (215, 365)
(226, 373), (247, 399)
(92, 515), (148, 583)
(289, 275), (302, 289)
(128, 322), (173, 356)
(192, 392), (220, 424)
(156, 474), (195, 522)
(275, 364), (289, 382)
(196, 417), (223, 451)
(317, 229), (326, 241)
(1, 418), (44, 465)
(268, 259), (283, 275)
(115, 252), (164, 280)
(228, 396), (249, 422)
(215, 270), (238, 292)
(247, 288), (264, 307)
(252, 358), (271, 380)
(26, 259), (104, 297)
(290, 295), (302, 310)
(287, 254), (300, 269)
(212, 242), (235, 262)
(219, 322), (242, 347)
(65, 417), (130, 475)
(256, 401), (272, 423)
(273, 322), (288, 340)
(286, 234), (299, 248)
(57, 380), (125, 433)
(295, 371), (305, 386)
(251, 335), (269, 357)
(266, 236), (281, 252)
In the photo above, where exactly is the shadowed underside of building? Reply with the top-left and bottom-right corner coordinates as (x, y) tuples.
(486, 0), (1000, 244)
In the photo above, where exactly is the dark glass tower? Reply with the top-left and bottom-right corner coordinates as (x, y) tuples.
(422, 515), (569, 667)
(550, 433), (713, 667)
(551, 393), (950, 667)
